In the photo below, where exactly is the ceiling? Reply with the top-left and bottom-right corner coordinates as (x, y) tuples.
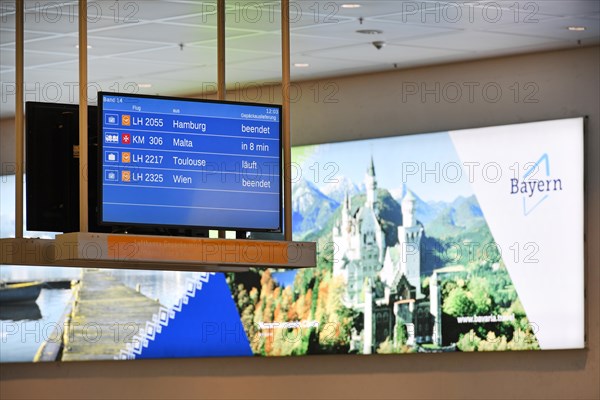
(0, 0), (598, 117)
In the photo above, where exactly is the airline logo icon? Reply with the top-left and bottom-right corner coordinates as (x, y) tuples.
(105, 133), (119, 144)
(105, 170), (118, 182)
(122, 152), (131, 163)
(122, 171), (131, 182)
(122, 115), (131, 126)
(105, 151), (119, 163)
(121, 133), (131, 145)
(105, 114), (118, 125)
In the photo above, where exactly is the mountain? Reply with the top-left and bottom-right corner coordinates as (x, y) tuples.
(425, 195), (486, 240)
(390, 185), (442, 226)
(320, 176), (359, 203)
(303, 188), (402, 248)
(292, 178), (340, 239)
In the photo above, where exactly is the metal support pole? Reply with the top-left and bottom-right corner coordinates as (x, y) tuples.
(282, 0), (292, 241)
(217, 0), (226, 239)
(79, 0), (89, 232)
(15, 0), (24, 238)
(217, 0), (226, 101)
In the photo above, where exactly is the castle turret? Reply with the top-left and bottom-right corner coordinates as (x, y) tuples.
(365, 156), (377, 210)
(402, 190), (416, 227)
(363, 278), (373, 354)
(342, 190), (350, 229)
(398, 189), (423, 297)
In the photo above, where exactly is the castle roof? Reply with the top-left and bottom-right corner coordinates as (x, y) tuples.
(403, 189), (416, 202)
(367, 156), (376, 177)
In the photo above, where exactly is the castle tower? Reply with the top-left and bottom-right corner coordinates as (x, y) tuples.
(402, 190), (416, 227)
(341, 190), (350, 229)
(363, 278), (373, 354)
(430, 271), (442, 346)
(398, 190), (423, 296)
(365, 156), (377, 211)
(333, 159), (386, 309)
(332, 191), (356, 287)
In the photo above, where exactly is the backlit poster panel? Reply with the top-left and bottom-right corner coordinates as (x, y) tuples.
(0, 118), (584, 361)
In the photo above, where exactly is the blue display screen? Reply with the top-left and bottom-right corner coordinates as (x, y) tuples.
(98, 92), (282, 231)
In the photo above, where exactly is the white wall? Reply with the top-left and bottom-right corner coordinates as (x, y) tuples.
(1, 45), (598, 400)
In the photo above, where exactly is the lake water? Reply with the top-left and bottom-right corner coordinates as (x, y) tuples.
(0, 288), (73, 362)
(0, 265), (205, 362)
(108, 269), (203, 309)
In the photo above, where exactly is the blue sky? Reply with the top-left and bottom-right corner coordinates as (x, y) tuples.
(292, 131), (474, 203)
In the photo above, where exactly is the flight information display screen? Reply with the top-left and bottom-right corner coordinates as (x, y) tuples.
(98, 92), (282, 231)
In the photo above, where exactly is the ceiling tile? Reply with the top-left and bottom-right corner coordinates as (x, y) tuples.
(289, 19), (460, 44)
(372, 1), (557, 30)
(17, 35), (170, 58)
(114, 0), (208, 21)
(118, 44), (279, 66)
(223, 31), (378, 55)
(304, 42), (468, 65)
(228, 56), (282, 73)
(531, 0), (600, 17)
(394, 30), (562, 51)
(0, 29), (47, 46)
(487, 16), (600, 42)
(0, 48), (77, 69)
(0, 0), (593, 118)
(90, 21), (253, 44)
(2, 1), (132, 34)
(168, 1), (353, 32)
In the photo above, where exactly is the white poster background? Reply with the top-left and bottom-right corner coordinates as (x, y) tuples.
(449, 118), (585, 350)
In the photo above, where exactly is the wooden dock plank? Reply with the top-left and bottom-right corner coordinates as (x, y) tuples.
(62, 269), (162, 361)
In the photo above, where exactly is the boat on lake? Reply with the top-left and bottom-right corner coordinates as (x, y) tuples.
(0, 281), (43, 304)
(0, 302), (42, 321)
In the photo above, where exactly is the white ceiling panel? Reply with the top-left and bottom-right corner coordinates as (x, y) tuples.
(372, 2), (557, 30)
(2, 3), (130, 34)
(133, 43), (279, 65)
(290, 19), (461, 44)
(87, 58), (194, 81)
(487, 16), (600, 41)
(305, 42), (469, 65)
(114, 0), (209, 21)
(19, 35), (169, 58)
(395, 30), (563, 51)
(88, 22), (219, 44)
(170, 1), (341, 32)
(0, 29), (47, 46)
(0, 0), (598, 118)
(0, 48), (77, 69)
(94, 77), (206, 98)
(228, 56), (282, 73)
(223, 31), (382, 54)
(532, 0), (600, 17)
(133, 65), (218, 85)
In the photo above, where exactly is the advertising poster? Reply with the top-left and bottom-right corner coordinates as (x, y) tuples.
(0, 117), (584, 361)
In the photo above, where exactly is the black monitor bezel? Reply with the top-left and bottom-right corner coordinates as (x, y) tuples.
(97, 91), (283, 233)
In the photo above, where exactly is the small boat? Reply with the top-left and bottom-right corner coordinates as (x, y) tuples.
(0, 281), (43, 304)
(0, 302), (42, 321)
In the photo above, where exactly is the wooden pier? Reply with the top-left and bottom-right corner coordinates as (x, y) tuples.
(61, 269), (162, 361)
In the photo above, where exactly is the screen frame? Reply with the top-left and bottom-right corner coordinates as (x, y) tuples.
(97, 91), (283, 233)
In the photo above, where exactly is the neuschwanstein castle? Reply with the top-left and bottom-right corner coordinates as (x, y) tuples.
(332, 158), (439, 353)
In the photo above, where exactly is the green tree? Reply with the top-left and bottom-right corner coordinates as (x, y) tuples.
(457, 329), (482, 351)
